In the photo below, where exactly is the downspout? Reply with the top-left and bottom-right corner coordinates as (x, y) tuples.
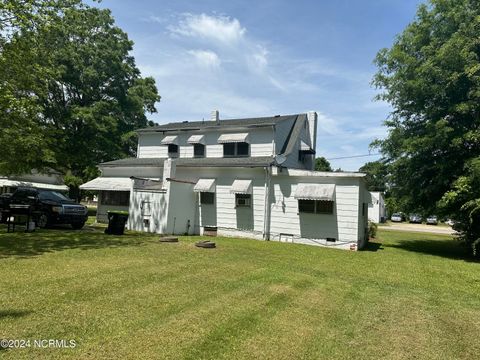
(263, 165), (272, 240)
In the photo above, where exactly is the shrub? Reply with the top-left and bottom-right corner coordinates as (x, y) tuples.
(368, 221), (378, 239)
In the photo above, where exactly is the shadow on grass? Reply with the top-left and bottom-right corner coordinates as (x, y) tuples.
(364, 241), (383, 252)
(0, 309), (32, 319)
(386, 238), (478, 262)
(0, 225), (153, 259)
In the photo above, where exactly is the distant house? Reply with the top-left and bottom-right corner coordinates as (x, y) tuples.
(81, 111), (370, 250)
(368, 191), (386, 223)
(0, 170), (68, 194)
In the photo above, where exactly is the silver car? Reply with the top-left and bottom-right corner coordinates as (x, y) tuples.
(391, 213), (403, 222)
(426, 215), (438, 225)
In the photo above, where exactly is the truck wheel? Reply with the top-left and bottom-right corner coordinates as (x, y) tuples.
(36, 213), (49, 228)
(71, 222), (85, 230)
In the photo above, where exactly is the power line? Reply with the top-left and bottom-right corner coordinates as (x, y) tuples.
(326, 153), (381, 160)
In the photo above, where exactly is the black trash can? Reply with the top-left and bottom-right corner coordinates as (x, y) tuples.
(105, 211), (129, 235)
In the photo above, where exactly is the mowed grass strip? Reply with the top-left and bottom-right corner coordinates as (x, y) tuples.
(0, 226), (479, 359)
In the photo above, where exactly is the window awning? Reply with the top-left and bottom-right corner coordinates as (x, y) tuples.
(300, 141), (315, 154)
(0, 179), (68, 191)
(194, 179), (216, 193)
(79, 177), (131, 191)
(230, 179), (252, 194)
(294, 183), (335, 201)
(218, 133), (250, 144)
(160, 135), (178, 145)
(188, 135), (205, 144)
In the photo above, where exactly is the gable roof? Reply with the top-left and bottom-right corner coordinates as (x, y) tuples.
(137, 114), (302, 133)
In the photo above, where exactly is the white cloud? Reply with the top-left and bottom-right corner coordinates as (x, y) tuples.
(168, 13), (246, 45)
(187, 49), (221, 68)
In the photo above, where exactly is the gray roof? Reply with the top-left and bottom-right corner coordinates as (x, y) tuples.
(138, 114), (301, 133)
(100, 156), (275, 168)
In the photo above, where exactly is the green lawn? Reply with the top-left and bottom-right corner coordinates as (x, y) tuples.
(0, 226), (479, 359)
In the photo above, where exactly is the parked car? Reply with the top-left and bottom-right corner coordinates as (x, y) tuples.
(0, 187), (88, 229)
(445, 218), (455, 226)
(426, 215), (438, 225)
(391, 213), (404, 222)
(409, 214), (423, 224)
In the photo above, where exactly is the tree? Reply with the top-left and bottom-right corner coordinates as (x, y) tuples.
(0, 4), (160, 196)
(373, 0), (480, 255)
(359, 161), (388, 192)
(315, 157), (332, 172)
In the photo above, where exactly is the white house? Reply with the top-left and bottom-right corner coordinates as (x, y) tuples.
(81, 111), (369, 250)
(368, 191), (386, 223)
(0, 170), (68, 194)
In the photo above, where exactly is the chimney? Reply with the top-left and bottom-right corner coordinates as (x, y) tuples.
(211, 110), (220, 124)
(307, 110), (318, 154)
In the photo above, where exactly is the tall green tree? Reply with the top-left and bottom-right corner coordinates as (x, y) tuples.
(315, 157), (332, 172)
(359, 161), (388, 192)
(0, 3), (160, 193)
(373, 0), (480, 255)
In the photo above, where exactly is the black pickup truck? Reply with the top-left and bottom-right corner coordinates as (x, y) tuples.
(0, 187), (88, 229)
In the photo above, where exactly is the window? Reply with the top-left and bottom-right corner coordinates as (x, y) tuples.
(168, 144), (179, 158)
(101, 191), (129, 206)
(298, 200), (333, 214)
(200, 192), (214, 204)
(193, 143), (205, 157)
(223, 142), (249, 157)
(235, 194), (251, 207)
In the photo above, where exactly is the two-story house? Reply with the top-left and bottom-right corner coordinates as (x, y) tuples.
(81, 111), (369, 250)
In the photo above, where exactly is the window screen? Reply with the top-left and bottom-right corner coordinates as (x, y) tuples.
(200, 192), (214, 204)
(101, 191), (130, 206)
(193, 144), (205, 157)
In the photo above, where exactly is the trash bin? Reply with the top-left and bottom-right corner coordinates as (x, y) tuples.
(105, 211), (129, 235)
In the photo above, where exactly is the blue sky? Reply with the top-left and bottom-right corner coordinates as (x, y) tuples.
(97, 0), (423, 170)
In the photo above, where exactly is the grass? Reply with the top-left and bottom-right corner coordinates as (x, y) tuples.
(0, 226), (479, 359)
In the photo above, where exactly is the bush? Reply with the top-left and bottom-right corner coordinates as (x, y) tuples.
(368, 221), (378, 239)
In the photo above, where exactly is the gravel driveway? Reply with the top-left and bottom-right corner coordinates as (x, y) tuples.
(379, 223), (457, 235)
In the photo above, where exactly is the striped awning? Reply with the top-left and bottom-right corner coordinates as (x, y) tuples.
(294, 183), (335, 201)
(160, 135), (178, 145)
(188, 135), (205, 144)
(80, 177), (131, 191)
(0, 179), (68, 191)
(194, 179), (216, 193)
(218, 133), (249, 144)
(230, 179), (252, 194)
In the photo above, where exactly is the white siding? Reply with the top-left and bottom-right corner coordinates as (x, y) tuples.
(137, 128), (274, 159)
(268, 176), (360, 249)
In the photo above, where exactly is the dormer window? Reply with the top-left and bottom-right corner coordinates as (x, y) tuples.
(161, 135), (179, 158)
(168, 144), (179, 158)
(193, 144), (205, 157)
(218, 133), (250, 158)
(187, 134), (206, 158)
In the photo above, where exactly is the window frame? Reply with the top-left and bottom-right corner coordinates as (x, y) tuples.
(298, 199), (334, 214)
(168, 144), (179, 158)
(223, 142), (250, 158)
(200, 192), (215, 205)
(100, 191), (130, 206)
(193, 143), (205, 158)
(235, 193), (251, 207)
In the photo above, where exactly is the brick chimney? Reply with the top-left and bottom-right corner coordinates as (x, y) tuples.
(211, 110), (220, 124)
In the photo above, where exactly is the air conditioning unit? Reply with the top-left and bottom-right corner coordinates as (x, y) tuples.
(236, 196), (251, 207)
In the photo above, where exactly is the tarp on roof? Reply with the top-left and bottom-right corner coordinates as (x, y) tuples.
(79, 177), (131, 191)
(294, 183), (335, 201)
(0, 179), (68, 191)
(218, 133), (250, 144)
(230, 179), (252, 194)
(194, 179), (216, 192)
(187, 135), (205, 144)
(160, 135), (178, 145)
